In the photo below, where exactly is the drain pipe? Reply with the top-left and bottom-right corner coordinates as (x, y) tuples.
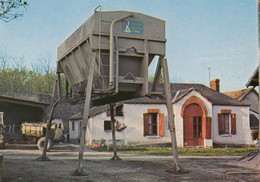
(109, 14), (133, 90)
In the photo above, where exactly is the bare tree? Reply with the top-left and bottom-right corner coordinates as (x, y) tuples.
(0, 48), (9, 71)
(0, 0), (28, 22)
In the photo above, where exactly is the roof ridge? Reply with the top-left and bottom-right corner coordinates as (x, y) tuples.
(223, 88), (252, 93)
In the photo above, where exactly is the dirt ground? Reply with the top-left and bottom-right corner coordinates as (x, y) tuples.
(0, 144), (260, 182)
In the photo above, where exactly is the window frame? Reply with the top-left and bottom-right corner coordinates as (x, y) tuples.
(104, 120), (112, 131)
(143, 109), (164, 137)
(222, 113), (230, 135)
(218, 111), (236, 136)
(106, 105), (124, 117)
(147, 113), (158, 136)
(193, 116), (202, 138)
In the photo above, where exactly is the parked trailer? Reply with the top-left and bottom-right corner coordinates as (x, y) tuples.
(0, 112), (64, 151)
(21, 122), (63, 151)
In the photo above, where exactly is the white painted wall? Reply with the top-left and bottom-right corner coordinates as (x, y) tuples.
(86, 111), (125, 146)
(173, 91), (213, 147)
(212, 105), (253, 145)
(86, 103), (172, 146)
(69, 120), (80, 141)
(123, 104), (170, 145)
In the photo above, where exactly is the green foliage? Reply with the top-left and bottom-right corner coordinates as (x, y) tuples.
(0, 66), (59, 94)
(0, 51), (65, 94)
(148, 73), (164, 83)
(118, 146), (259, 156)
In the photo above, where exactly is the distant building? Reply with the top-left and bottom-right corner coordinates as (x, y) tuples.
(245, 66), (259, 140)
(223, 88), (258, 114)
(223, 88), (259, 136)
(0, 94), (49, 125)
(0, 93), (83, 134)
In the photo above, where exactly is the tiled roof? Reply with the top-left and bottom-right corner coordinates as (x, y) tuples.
(123, 95), (165, 104)
(158, 83), (247, 106)
(124, 83), (247, 106)
(0, 95), (49, 105)
(70, 82), (249, 118)
(223, 88), (256, 101)
(69, 103), (124, 119)
(69, 105), (108, 119)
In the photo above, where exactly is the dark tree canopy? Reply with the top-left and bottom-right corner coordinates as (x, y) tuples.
(0, 0), (28, 22)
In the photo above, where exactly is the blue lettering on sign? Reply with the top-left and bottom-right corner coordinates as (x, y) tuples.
(122, 20), (143, 34)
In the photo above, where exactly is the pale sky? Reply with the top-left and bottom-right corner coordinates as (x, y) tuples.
(0, 0), (258, 92)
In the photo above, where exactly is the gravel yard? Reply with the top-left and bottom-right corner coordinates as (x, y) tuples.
(0, 143), (260, 182)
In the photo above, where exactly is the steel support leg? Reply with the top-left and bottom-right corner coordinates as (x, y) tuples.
(72, 53), (96, 176)
(109, 103), (121, 160)
(151, 56), (163, 92)
(36, 74), (59, 161)
(161, 58), (181, 172)
(257, 0), (260, 151)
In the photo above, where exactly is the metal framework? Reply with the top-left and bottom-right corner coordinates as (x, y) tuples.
(257, 0), (260, 151)
(38, 9), (181, 175)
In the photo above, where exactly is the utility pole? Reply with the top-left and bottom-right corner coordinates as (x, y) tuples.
(208, 67), (211, 87)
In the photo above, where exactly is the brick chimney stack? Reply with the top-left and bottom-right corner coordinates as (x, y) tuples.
(210, 79), (220, 92)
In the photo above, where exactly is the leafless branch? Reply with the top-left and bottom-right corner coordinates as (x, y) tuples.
(0, 0), (28, 22)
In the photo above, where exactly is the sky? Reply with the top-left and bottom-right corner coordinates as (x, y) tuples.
(0, 0), (258, 92)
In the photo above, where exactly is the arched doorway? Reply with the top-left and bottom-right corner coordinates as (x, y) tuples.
(183, 104), (203, 147)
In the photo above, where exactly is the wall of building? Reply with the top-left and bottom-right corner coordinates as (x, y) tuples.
(82, 92), (252, 147)
(212, 105), (253, 145)
(122, 103), (170, 145)
(69, 119), (81, 142)
(242, 91), (259, 114)
(86, 103), (172, 146)
(86, 111), (125, 146)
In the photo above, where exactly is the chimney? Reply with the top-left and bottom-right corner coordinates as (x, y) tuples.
(210, 79), (220, 92)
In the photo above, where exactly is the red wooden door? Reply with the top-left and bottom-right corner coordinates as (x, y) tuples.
(184, 104), (203, 147)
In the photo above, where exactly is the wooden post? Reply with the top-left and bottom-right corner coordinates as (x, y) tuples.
(72, 53), (96, 176)
(109, 103), (121, 160)
(161, 58), (181, 172)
